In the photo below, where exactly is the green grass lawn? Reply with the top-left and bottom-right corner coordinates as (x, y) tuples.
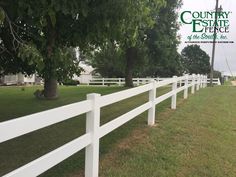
(224, 80), (233, 86)
(0, 85), (235, 177)
(0, 85), (171, 177)
(99, 86), (236, 177)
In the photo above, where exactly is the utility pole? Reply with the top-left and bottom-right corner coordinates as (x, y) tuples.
(210, 0), (220, 87)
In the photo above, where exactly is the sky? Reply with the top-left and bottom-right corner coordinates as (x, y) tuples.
(178, 0), (236, 76)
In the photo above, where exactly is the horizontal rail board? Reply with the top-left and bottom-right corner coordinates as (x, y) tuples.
(0, 100), (92, 143)
(99, 83), (152, 107)
(176, 76), (186, 82)
(99, 102), (152, 138)
(176, 86), (185, 93)
(155, 78), (174, 88)
(155, 91), (174, 105)
(3, 133), (92, 177)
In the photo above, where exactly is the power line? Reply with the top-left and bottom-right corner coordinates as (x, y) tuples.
(225, 56), (234, 78)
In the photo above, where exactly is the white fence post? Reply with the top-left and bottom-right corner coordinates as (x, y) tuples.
(85, 93), (101, 177)
(200, 75), (202, 88)
(148, 80), (156, 126)
(118, 78), (121, 86)
(196, 74), (200, 91)
(102, 78), (105, 86)
(171, 76), (177, 109)
(203, 75), (205, 87)
(200, 75), (203, 88)
(184, 74), (188, 99)
(218, 78), (221, 85)
(191, 74), (195, 94)
(202, 75), (206, 88)
(137, 78), (140, 86)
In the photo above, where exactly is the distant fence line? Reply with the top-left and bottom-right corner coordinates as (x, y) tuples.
(0, 74), (208, 177)
(88, 76), (221, 86)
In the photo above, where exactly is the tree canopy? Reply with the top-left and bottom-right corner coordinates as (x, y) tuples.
(1, 0), (162, 98)
(87, 0), (183, 79)
(145, 0), (183, 77)
(0, 0), (190, 98)
(181, 45), (210, 74)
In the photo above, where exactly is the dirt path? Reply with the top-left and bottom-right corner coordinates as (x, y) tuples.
(231, 81), (236, 86)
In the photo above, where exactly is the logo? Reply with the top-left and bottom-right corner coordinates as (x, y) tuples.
(180, 10), (233, 43)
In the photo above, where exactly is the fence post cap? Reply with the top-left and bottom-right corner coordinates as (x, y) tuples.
(149, 79), (155, 84)
(86, 93), (101, 99)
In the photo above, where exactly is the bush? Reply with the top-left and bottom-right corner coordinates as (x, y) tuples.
(62, 79), (80, 86)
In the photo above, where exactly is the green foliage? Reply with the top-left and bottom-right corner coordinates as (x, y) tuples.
(18, 44), (82, 81)
(0, 7), (5, 23)
(62, 79), (80, 86)
(87, 0), (183, 78)
(86, 41), (125, 77)
(2, 0), (162, 80)
(212, 70), (222, 78)
(2, 0), (149, 97)
(18, 44), (44, 70)
(86, 41), (148, 78)
(117, 0), (166, 48)
(145, 0), (183, 77)
(83, 0), (166, 82)
(0, 2), (36, 76)
(181, 45), (210, 74)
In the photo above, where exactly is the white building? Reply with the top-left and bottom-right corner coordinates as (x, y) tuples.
(0, 63), (94, 85)
(73, 63), (94, 84)
(0, 73), (37, 85)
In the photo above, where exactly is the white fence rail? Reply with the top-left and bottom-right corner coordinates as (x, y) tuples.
(89, 76), (221, 86)
(0, 74), (208, 177)
(207, 78), (221, 85)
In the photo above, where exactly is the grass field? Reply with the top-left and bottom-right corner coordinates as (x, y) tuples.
(99, 86), (236, 177)
(0, 85), (171, 176)
(0, 85), (236, 177)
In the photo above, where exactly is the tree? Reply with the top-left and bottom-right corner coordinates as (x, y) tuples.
(145, 0), (183, 77)
(116, 0), (166, 87)
(86, 41), (125, 78)
(81, 0), (166, 87)
(0, 4), (36, 77)
(86, 40), (148, 78)
(181, 45), (210, 74)
(87, 0), (183, 80)
(85, 0), (183, 80)
(0, 0), (137, 99)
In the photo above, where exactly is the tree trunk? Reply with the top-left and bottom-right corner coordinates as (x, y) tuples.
(43, 16), (58, 99)
(125, 47), (136, 87)
(44, 78), (58, 99)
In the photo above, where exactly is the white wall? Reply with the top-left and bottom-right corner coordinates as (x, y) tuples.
(23, 74), (35, 83)
(74, 74), (92, 84)
(3, 73), (36, 85)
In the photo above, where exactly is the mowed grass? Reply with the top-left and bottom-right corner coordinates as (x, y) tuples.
(1, 85), (235, 177)
(99, 86), (236, 177)
(0, 85), (172, 177)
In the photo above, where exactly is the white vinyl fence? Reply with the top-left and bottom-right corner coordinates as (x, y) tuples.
(207, 78), (221, 85)
(0, 74), (207, 177)
(89, 76), (221, 86)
